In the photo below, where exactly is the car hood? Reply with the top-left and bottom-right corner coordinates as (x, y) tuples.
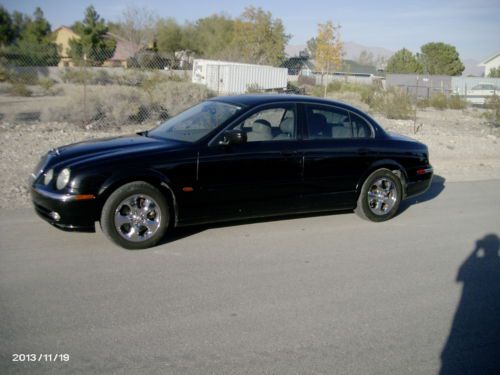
(53, 134), (183, 166)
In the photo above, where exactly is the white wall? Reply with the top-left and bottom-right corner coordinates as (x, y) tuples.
(484, 55), (500, 76)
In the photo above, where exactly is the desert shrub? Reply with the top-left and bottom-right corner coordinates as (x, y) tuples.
(359, 85), (379, 106)
(61, 68), (93, 84)
(9, 83), (32, 97)
(371, 87), (413, 119)
(43, 82), (210, 127)
(246, 83), (262, 93)
(92, 70), (115, 85)
(286, 81), (302, 94)
(115, 70), (147, 86)
(327, 80), (343, 92)
(308, 85), (325, 97)
(0, 64), (10, 82)
(429, 93), (447, 110)
(416, 98), (430, 108)
(38, 77), (56, 92)
(0, 82), (10, 94)
(484, 95), (500, 125)
(7, 70), (39, 85)
(150, 81), (211, 117)
(340, 82), (366, 93)
(171, 74), (186, 82)
(298, 75), (316, 86)
(448, 94), (467, 110)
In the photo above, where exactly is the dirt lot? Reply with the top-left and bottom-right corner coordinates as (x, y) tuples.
(0, 99), (499, 209)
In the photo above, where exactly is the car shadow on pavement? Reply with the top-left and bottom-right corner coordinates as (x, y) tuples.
(157, 175), (445, 247)
(397, 174), (446, 215)
(439, 233), (500, 375)
(157, 210), (352, 247)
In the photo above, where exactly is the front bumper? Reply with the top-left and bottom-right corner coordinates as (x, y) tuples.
(31, 186), (99, 232)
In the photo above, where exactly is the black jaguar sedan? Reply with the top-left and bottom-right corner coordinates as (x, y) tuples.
(31, 95), (433, 249)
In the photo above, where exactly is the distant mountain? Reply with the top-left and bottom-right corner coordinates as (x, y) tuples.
(285, 41), (394, 60)
(462, 59), (484, 77)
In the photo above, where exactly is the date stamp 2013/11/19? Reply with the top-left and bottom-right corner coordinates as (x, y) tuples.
(12, 354), (70, 362)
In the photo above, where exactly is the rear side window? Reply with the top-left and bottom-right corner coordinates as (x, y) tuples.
(305, 105), (373, 139)
(305, 106), (350, 139)
(349, 112), (373, 138)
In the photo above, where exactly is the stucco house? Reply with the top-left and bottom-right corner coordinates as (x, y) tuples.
(103, 33), (141, 68)
(479, 51), (500, 77)
(53, 26), (80, 67)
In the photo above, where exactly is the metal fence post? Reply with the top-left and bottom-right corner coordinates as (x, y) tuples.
(82, 54), (88, 125)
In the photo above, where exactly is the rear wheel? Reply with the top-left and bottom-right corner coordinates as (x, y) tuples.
(355, 169), (402, 222)
(100, 182), (169, 249)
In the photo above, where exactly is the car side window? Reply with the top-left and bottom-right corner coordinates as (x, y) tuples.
(349, 112), (373, 138)
(233, 106), (296, 142)
(305, 105), (351, 139)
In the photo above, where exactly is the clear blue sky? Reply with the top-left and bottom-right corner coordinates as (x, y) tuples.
(2, 0), (499, 60)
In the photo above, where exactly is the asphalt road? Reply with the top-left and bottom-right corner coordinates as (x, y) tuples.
(1, 178), (499, 375)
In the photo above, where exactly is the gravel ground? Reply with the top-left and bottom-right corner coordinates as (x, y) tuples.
(0, 108), (499, 209)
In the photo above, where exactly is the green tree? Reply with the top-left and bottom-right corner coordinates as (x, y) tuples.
(386, 48), (423, 74)
(488, 67), (500, 78)
(419, 42), (464, 76)
(155, 18), (185, 57)
(358, 50), (375, 66)
(231, 6), (290, 66)
(11, 11), (29, 41)
(0, 6), (13, 46)
(190, 14), (235, 59)
(3, 7), (59, 66)
(69, 6), (116, 65)
(306, 37), (317, 57)
(315, 21), (343, 74)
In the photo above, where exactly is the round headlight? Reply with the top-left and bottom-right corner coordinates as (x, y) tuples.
(43, 169), (54, 185)
(56, 168), (71, 190)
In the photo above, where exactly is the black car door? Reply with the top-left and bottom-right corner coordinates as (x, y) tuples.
(195, 103), (303, 222)
(300, 103), (376, 210)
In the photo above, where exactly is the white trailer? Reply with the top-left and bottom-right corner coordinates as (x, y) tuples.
(192, 59), (288, 95)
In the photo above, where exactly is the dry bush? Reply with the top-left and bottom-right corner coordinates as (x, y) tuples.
(484, 95), (500, 125)
(42, 82), (210, 127)
(429, 93), (447, 110)
(9, 83), (32, 97)
(298, 75), (316, 86)
(307, 85), (325, 97)
(150, 81), (211, 117)
(371, 87), (413, 119)
(417, 98), (430, 108)
(327, 80), (343, 92)
(448, 95), (467, 110)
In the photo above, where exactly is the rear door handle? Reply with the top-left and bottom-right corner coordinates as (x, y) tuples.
(357, 148), (371, 155)
(281, 150), (298, 157)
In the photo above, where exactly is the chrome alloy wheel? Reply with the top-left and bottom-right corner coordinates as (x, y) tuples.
(367, 177), (398, 216)
(114, 194), (161, 242)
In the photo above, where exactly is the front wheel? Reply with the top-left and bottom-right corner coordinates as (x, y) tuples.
(100, 182), (169, 249)
(355, 169), (402, 222)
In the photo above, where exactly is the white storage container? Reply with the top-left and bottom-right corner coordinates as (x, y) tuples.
(192, 59), (288, 94)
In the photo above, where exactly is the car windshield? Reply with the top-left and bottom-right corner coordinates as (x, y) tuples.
(149, 101), (242, 142)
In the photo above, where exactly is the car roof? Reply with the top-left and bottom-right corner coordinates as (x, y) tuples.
(210, 94), (362, 112)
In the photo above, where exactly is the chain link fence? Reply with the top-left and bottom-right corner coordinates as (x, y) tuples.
(0, 46), (314, 127)
(0, 47), (212, 127)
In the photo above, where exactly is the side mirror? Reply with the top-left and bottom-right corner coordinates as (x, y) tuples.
(220, 129), (247, 145)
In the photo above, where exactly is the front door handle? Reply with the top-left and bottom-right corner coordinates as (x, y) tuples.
(281, 150), (298, 157)
(357, 148), (372, 155)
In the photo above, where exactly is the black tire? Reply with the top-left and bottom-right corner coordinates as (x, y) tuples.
(100, 181), (169, 249)
(355, 168), (403, 222)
